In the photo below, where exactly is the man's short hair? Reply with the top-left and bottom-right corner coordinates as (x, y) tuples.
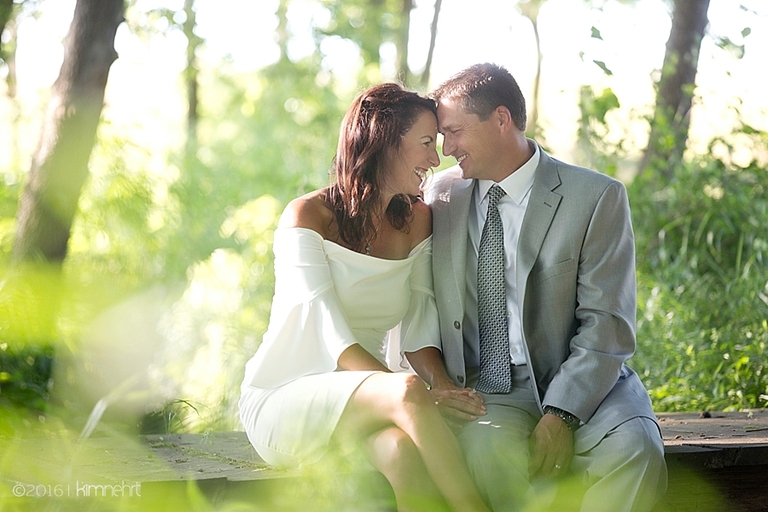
(432, 63), (527, 131)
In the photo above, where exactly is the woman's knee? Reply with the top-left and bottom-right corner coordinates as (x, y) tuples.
(386, 373), (440, 427)
(357, 372), (430, 406)
(368, 426), (421, 473)
(341, 373), (432, 435)
(358, 372), (432, 416)
(387, 373), (431, 404)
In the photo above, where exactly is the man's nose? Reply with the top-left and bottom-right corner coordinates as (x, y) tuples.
(441, 135), (454, 157)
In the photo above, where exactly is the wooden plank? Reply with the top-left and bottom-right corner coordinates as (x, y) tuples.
(658, 409), (768, 448)
(654, 410), (768, 512)
(2, 410), (767, 510)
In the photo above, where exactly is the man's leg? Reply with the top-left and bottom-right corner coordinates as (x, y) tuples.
(458, 365), (541, 511)
(571, 417), (667, 512)
(457, 403), (537, 511)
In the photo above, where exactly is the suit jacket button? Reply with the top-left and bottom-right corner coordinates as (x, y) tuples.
(458, 376), (465, 384)
(453, 321), (461, 330)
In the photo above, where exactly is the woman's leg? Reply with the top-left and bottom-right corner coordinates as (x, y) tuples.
(367, 426), (450, 512)
(334, 372), (491, 512)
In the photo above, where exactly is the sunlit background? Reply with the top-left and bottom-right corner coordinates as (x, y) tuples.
(1, 0), (767, 441)
(7, 0), (767, 170)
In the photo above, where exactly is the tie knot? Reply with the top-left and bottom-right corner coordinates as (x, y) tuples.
(488, 184), (506, 207)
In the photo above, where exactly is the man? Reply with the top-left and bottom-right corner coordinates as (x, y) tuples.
(406, 63), (667, 511)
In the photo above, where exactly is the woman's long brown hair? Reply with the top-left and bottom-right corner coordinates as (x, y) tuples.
(326, 83), (437, 252)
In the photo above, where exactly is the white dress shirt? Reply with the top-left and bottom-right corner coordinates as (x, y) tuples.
(463, 143), (539, 367)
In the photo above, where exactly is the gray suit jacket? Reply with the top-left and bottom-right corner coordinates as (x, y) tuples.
(425, 144), (660, 453)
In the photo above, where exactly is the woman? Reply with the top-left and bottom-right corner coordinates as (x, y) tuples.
(239, 83), (490, 512)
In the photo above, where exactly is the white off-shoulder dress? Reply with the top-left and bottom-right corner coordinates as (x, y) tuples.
(239, 227), (440, 468)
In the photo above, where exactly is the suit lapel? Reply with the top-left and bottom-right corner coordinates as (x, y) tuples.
(448, 177), (474, 308)
(517, 149), (562, 298)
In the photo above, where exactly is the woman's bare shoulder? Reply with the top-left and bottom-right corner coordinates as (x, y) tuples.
(278, 189), (334, 236)
(409, 198), (433, 246)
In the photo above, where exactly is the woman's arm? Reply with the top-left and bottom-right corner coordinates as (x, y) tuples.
(338, 344), (391, 372)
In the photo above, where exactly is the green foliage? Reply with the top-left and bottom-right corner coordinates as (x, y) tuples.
(629, 141), (768, 411)
(0, 175), (20, 256)
(318, 0), (396, 65)
(576, 85), (624, 177)
(68, 134), (176, 285)
(317, 0), (411, 82)
(135, 57), (348, 432)
(193, 56), (343, 203)
(55, 55), (347, 433)
(0, 343), (54, 417)
(0, 264), (60, 433)
(0, 47), (348, 433)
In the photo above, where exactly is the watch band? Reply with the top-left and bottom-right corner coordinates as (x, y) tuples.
(543, 405), (580, 432)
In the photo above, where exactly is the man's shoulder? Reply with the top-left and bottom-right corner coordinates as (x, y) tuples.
(543, 152), (620, 188)
(424, 166), (463, 203)
(538, 154), (625, 202)
(430, 165), (463, 187)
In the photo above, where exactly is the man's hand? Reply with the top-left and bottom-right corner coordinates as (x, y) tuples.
(429, 385), (486, 430)
(405, 347), (486, 430)
(528, 413), (574, 478)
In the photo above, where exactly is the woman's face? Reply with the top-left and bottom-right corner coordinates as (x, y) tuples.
(385, 110), (440, 197)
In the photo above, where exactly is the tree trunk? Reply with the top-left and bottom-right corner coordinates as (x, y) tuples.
(3, 17), (20, 173)
(420, 0), (442, 90)
(2, 16), (16, 99)
(518, 0), (542, 138)
(12, 0), (124, 263)
(183, 0), (200, 154)
(276, 0), (289, 62)
(395, 0), (413, 86)
(528, 14), (541, 137)
(637, 0), (710, 181)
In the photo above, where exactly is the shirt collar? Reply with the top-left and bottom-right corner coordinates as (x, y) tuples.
(477, 140), (539, 205)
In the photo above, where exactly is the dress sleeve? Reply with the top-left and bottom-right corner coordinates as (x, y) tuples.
(396, 237), (441, 369)
(242, 228), (359, 389)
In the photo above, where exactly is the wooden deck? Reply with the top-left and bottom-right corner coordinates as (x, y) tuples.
(2, 409), (767, 511)
(655, 409), (768, 512)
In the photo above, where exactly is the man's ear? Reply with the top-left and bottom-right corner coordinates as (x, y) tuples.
(495, 106), (513, 134)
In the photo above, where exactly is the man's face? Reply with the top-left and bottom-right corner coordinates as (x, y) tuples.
(437, 97), (500, 180)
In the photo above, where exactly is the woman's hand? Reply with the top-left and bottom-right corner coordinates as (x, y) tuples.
(429, 386), (486, 431)
(406, 347), (486, 430)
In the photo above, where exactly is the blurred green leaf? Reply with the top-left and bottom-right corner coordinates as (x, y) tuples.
(592, 59), (613, 75)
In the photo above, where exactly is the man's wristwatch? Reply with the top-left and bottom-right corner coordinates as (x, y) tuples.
(543, 406), (580, 432)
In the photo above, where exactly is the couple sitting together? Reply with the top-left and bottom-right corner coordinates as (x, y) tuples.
(238, 63), (667, 512)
